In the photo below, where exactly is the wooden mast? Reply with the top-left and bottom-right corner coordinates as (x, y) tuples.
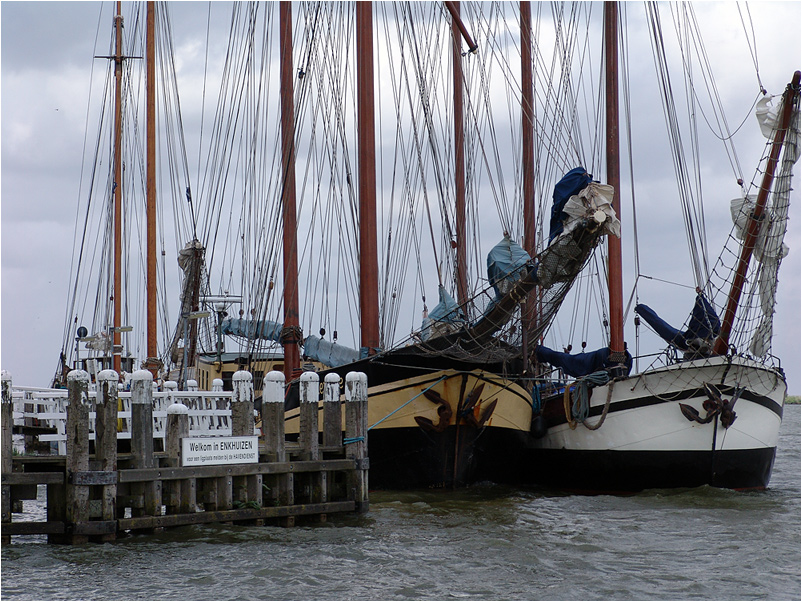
(713, 70), (801, 355)
(279, 1), (301, 382)
(112, 1), (123, 374)
(145, 1), (158, 373)
(451, 1), (468, 307)
(357, 2), (380, 356)
(520, 1), (536, 358)
(604, 1), (625, 361)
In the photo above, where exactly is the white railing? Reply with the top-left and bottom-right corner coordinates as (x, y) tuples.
(12, 386), (260, 455)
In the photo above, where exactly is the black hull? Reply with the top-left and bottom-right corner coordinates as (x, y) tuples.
(529, 447), (777, 493)
(365, 426), (777, 492)
(367, 424), (534, 490)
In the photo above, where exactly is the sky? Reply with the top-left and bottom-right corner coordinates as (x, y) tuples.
(1, 1), (800, 394)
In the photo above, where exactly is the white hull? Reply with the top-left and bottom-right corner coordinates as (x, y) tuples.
(532, 356), (785, 491)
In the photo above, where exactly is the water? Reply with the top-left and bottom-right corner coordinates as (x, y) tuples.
(3, 407), (799, 600)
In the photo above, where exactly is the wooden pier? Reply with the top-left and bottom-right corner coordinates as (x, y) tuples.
(1, 369), (369, 544)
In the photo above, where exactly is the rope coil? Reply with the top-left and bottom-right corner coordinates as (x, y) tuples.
(563, 370), (613, 430)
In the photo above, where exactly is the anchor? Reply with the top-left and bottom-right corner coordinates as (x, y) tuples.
(679, 383), (740, 428)
(459, 384), (497, 428)
(414, 383), (498, 432)
(415, 389), (453, 432)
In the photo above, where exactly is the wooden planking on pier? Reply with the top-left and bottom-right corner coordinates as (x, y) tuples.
(1, 369), (369, 544)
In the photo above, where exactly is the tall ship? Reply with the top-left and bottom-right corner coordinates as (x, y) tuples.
(57, 2), (798, 491)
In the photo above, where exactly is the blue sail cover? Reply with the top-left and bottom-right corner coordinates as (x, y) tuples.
(303, 335), (360, 368)
(220, 318), (361, 368)
(535, 345), (632, 378)
(487, 235), (532, 297)
(549, 167), (593, 242)
(220, 318), (282, 342)
(420, 285), (466, 340)
(635, 293), (720, 350)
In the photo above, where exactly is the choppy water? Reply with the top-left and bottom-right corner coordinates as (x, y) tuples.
(2, 406), (799, 601)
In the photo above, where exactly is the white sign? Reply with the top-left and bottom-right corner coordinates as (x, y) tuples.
(181, 436), (259, 467)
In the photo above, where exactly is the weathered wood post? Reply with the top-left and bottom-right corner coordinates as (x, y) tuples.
(323, 373), (342, 449)
(299, 372), (320, 461)
(263, 371), (293, 525)
(300, 372), (325, 514)
(130, 370), (161, 518)
(232, 371), (255, 437)
(64, 369), (91, 544)
(262, 372), (285, 463)
(165, 399), (193, 514)
(345, 371), (369, 513)
(165, 402), (188, 465)
(231, 371), (260, 513)
(1, 371), (12, 543)
(95, 369), (119, 541)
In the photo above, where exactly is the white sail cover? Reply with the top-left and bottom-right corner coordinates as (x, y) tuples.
(755, 95), (783, 139)
(562, 182), (620, 239)
(734, 100), (800, 356)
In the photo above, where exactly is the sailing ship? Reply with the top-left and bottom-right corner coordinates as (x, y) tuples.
(58, 2), (798, 492)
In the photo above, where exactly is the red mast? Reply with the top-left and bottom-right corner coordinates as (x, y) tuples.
(112, 1), (123, 374)
(357, 2), (380, 356)
(604, 1), (625, 360)
(279, 2), (301, 381)
(451, 1), (468, 307)
(146, 1), (158, 373)
(520, 1), (536, 355)
(713, 71), (801, 355)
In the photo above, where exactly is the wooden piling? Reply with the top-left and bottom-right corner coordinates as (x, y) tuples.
(263, 371), (293, 525)
(130, 370), (161, 519)
(323, 373), (342, 448)
(299, 372), (320, 461)
(2, 371), (12, 543)
(165, 399), (193, 514)
(95, 370), (119, 541)
(231, 371), (260, 517)
(300, 372), (325, 518)
(63, 370), (91, 544)
(345, 372), (369, 513)
(232, 371), (255, 437)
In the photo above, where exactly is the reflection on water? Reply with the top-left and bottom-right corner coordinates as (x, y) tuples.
(2, 407), (799, 600)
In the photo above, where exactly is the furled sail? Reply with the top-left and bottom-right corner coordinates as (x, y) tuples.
(487, 235), (532, 297)
(635, 292), (721, 355)
(168, 240), (206, 365)
(745, 100), (800, 356)
(408, 168), (619, 364)
(535, 345), (632, 378)
(220, 318), (283, 342)
(420, 285), (467, 341)
(302, 336), (360, 368)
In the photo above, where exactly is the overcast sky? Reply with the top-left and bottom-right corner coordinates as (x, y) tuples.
(1, 1), (800, 394)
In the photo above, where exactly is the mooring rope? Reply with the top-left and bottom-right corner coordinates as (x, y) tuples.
(563, 370), (612, 430)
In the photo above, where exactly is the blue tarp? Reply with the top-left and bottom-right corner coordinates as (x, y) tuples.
(303, 335), (360, 368)
(635, 293), (720, 350)
(535, 345), (632, 378)
(487, 235), (532, 297)
(420, 285), (466, 340)
(220, 318), (282, 342)
(549, 167), (593, 242)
